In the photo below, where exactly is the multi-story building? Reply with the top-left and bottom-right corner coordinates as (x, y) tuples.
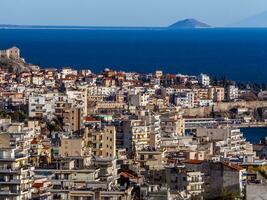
(123, 119), (149, 155)
(0, 133), (34, 200)
(227, 85), (239, 101)
(196, 128), (253, 158)
(128, 93), (150, 107)
(209, 86), (225, 102)
(137, 149), (165, 169)
(87, 86), (117, 97)
(197, 73), (210, 86)
(88, 125), (116, 158)
(28, 94), (55, 120)
(63, 107), (83, 133)
(185, 160), (246, 199)
(58, 133), (91, 158)
(66, 89), (88, 118)
(160, 111), (185, 137)
(144, 164), (204, 199)
(35, 158), (123, 200)
(174, 92), (195, 108)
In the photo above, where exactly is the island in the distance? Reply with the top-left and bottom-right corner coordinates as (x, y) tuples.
(0, 18), (211, 30)
(168, 18), (211, 29)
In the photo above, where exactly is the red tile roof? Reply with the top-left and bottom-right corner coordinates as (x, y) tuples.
(184, 159), (203, 164)
(222, 162), (244, 171)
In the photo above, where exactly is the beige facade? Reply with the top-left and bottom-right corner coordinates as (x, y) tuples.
(58, 137), (89, 157)
(209, 86), (225, 102)
(0, 134), (11, 148)
(137, 150), (165, 168)
(88, 126), (116, 158)
(63, 107), (83, 132)
(160, 111), (185, 137)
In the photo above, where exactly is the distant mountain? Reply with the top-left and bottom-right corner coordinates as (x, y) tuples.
(232, 11), (267, 27)
(168, 19), (210, 29)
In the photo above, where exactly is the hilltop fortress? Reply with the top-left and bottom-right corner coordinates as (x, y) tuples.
(0, 46), (20, 59)
(0, 47), (35, 72)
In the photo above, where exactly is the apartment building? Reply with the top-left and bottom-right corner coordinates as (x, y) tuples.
(63, 107), (83, 133)
(28, 94), (55, 120)
(160, 111), (185, 137)
(0, 133), (34, 200)
(58, 134), (90, 158)
(128, 93), (150, 107)
(196, 128), (253, 158)
(137, 149), (165, 169)
(227, 85), (239, 101)
(174, 92), (195, 108)
(197, 73), (210, 86)
(66, 89), (88, 118)
(185, 160), (246, 199)
(209, 86), (225, 102)
(88, 125), (116, 158)
(123, 120), (149, 155)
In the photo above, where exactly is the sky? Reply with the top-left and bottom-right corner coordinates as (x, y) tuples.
(1, 0), (267, 27)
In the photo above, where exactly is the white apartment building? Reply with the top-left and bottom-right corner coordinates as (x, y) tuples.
(66, 89), (88, 117)
(87, 86), (117, 96)
(198, 99), (213, 107)
(32, 75), (44, 86)
(59, 67), (78, 79)
(28, 94), (55, 120)
(123, 120), (149, 154)
(198, 73), (210, 86)
(0, 133), (35, 200)
(227, 85), (239, 101)
(174, 92), (195, 108)
(197, 128), (253, 158)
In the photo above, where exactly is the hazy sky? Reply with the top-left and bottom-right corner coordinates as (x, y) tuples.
(1, 0), (267, 27)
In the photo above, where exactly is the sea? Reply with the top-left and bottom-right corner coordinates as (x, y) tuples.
(1, 28), (267, 83)
(241, 128), (267, 144)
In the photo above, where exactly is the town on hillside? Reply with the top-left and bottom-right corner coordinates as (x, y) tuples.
(0, 47), (267, 199)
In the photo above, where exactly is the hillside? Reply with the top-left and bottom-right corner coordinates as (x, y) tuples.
(0, 57), (37, 73)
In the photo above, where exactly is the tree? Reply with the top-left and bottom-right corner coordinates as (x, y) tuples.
(46, 116), (64, 136)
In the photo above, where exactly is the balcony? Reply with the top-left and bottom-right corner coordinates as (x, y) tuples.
(0, 190), (20, 195)
(0, 179), (24, 185)
(0, 166), (13, 173)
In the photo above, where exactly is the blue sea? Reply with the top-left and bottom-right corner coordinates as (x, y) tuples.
(241, 128), (267, 144)
(1, 28), (267, 82)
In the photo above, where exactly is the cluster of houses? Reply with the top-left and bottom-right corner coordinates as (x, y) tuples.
(0, 48), (266, 200)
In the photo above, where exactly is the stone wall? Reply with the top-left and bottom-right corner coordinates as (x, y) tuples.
(182, 100), (267, 117)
